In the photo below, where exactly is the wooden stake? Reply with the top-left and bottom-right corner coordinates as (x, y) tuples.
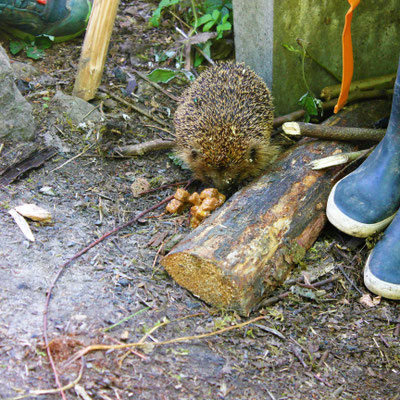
(73, 0), (120, 100)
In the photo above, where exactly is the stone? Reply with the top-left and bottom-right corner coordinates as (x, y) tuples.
(9, 60), (39, 81)
(0, 45), (35, 141)
(50, 90), (103, 125)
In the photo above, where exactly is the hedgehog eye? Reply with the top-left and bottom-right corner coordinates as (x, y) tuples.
(249, 147), (258, 163)
(190, 149), (199, 160)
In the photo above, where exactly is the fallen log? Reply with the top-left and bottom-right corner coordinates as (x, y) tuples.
(161, 100), (391, 315)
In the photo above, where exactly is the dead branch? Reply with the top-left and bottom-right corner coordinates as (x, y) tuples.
(273, 89), (393, 128)
(99, 88), (171, 128)
(133, 69), (180, 102)
(66, 315), (268, 366)
(282, 122), (385, 142)
(6, 357), (85, 400)
(309, 148), (373, 170)
(321, 73), (396, 100)
(113, 139), (175, 156)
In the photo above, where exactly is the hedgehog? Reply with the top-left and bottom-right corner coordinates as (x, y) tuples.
(173, 62), (277, 191)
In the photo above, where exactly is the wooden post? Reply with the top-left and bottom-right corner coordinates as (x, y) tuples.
(73, 0), (119, 100)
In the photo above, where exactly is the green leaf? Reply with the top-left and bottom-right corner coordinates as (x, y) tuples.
(221, 13), (229, 23)
(9, 40), (26, 55)
(203, 19), (216, 32)
(216, 20), (231, 38)
(194, 52), (204, 67)
(283, 43), (301, 54)
(35, 34), (54, 49)
(195, 13), (213, 28)
(212, 9), (221, 21)
(26, 46), (45, 60)
(298, 92), (322, 122)
(150, 0), (180, 27)
(147, 68), (178, 83)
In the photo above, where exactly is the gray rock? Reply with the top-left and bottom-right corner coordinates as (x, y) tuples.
(0, 45), (36, 141)
(10, 60), (39, 81)
(51, 90), (102, 125)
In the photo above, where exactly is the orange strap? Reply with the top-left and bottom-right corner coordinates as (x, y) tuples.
(334, 0), (361, 114)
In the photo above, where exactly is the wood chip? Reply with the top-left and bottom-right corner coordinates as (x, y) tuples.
(15, 203), (52, 222)
(9, 209), (35, 242)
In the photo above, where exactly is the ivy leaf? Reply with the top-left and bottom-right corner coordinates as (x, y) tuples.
(147, 68), (178, 83)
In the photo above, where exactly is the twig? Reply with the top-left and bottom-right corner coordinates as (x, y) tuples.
(176, 27), (215, 66)
(305, 48), (341, 82)
(336, 264), (364, 295)
(379, 333), (390, 348)
(103, 307), (150, 332)
(311, 373), (333, 388)
(80, 103), (102, 122)
(282, 122), (385, 142)
(321, 73), (396, 100)
(273, 89), (393, 128)
(331, 146), (376, 181)
(50, 143), (94, 173)
(266, 388), (277, 400)
(253, 324), (285, 340)
(133, 69), (180, 102)
(65, 315), (268, 366)
(144, 124), (176, 137)
(99, 88), (171, 128)
(112, 139), (174, 157)
(309, 148), (373, 170)
(6, 357), (85, 400)
(260, 274), (340, 307)
(291, 344), (308, 369)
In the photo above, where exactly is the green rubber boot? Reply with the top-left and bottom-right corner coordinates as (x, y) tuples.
(0, 0), (91, 42)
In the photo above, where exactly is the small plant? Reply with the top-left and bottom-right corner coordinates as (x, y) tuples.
(9, 35), (54, 60)
(149, 0), (233, 71)
(283, 40), (323, 122)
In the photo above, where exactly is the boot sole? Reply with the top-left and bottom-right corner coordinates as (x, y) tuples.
(326, 180), (396, 238)
(364, 255), (400, 299)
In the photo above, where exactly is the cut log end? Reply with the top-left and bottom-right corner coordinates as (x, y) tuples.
(162, 253), (239, 308)
(282, 122), (301, 135)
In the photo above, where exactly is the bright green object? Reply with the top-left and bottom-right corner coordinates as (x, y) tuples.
(0, 0), (91, 42)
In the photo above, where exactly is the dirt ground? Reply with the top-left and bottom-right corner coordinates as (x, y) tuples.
(1, 1), (400, 399)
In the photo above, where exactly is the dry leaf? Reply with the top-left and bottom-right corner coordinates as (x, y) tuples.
(359, 293), (381, 307)
(15, 203), (52, 222)
(9, 209), (35, 242)
(130, 177), (151, 197)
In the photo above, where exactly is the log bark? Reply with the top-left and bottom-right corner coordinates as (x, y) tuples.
(161, 100), (390, 315)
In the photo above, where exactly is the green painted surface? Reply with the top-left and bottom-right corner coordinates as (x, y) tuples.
(234, 0), (400, 115)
